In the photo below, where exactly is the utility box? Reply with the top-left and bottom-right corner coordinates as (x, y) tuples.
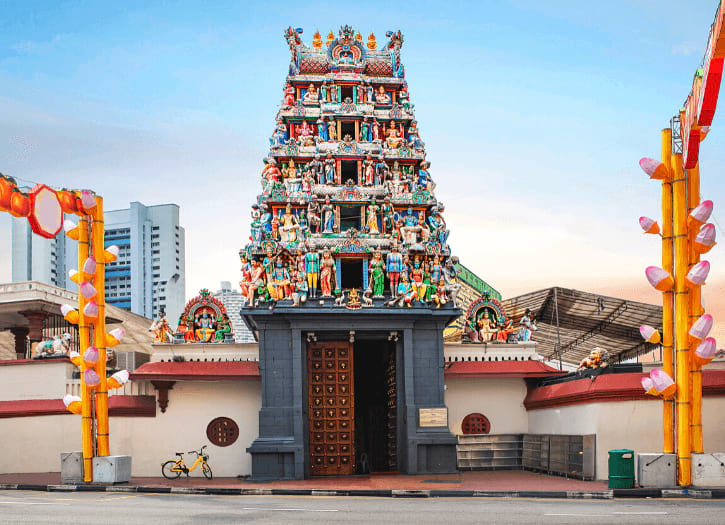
(608, 449), (635, 488)
(92, 455), (132, 484)
(637, 453), (676, 488)
(692, 453), (725, 486)
(60, 452), (84, 484)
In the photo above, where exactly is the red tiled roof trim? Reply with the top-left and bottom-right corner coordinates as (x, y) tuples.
(444, 360), (562, 378)
(525, 369), (725, 410)
(0, 396), (156, 418)
(130, 360), (260, 381)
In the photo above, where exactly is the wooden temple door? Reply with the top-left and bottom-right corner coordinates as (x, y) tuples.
(308, 341), (355, 476)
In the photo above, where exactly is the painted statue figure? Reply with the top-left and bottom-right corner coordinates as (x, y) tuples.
(366, 200), (380, 234)
(417, 161), (431, 190)
(248, 259), (266, 304)
(304, 249), (320, 298)
(360, 117), (370, 142)
(407, 120), (424, 150)
(321, 197), (335, 233)
(303, 83), (318, 103)
(430, 278), (447, 308)
(381, 196), (395, 234)
(369, 250), (386, 297)
(375, 85), (390, 104)
(214, 314), (232, 342)
(386, 244), (403, 296)
(268, 261), (291, 300)
(320, 80), (328, 102)
(363, 154), (375, 186)
(297, 120), (314, 146)
(195, 313), (217, 342)
(239, 254), (252, 302)
(324, 154), (336, 184)
(283, 83), (295, 107)
(399, 83), (412, 110)
(518, 309), (537, 341)
(320, 249), (336, 297)
(307, 200), (321, 233)
(477, 310), (495, 342)
(371, 118), (380, 141)
(365, 82), (374, 104)
(308, 154), (324, 184)
(410, 261), (427, 302)
(279, 204), (301, 244)
(374, 156), (388, 186)
(328, 118), (337, 141)
(270, 120), (288, 147)
(316, 117), (328, 142)
(292, 274), (309, 306)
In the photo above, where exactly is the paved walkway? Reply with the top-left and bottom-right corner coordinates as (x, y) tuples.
(0, 470), (607, 491)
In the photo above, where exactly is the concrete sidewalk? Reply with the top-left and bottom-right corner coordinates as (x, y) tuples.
(0, 470), (720, 499)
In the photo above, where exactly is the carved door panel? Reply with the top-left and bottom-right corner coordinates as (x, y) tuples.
(308, 341), (355, 476)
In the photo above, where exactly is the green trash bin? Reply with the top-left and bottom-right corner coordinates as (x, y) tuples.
(608, 449), (635, 488)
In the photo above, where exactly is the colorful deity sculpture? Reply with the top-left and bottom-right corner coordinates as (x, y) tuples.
(283, 83), (295, 107)
(303, 83), (319, 103)
(369, 250), (386, 297)
(328, 118), (337, 141)
(321, 197), (335, 233)
(324, 153), (336, 184)
(386, 244), (403, 296)
(316, 117), (328, 142)
(375, 85), (390, 104)
(518, 308), (537, 341)
(366, 200), (380, 234)
(297, 120), (314, 146)
(279, 204), (301, 244)
(578, 347), (610, 370)
(304, 249), (320, 298)
(320, 249), (336, 296)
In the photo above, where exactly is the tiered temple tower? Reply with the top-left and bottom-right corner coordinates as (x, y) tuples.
(241, 26), (460, 480)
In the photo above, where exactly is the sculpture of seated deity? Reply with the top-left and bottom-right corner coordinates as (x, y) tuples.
(194, 313), (217, 343)
(385, 128), (403, 149)
(303, 83), (319, 103)
(375, 86), (390, 104)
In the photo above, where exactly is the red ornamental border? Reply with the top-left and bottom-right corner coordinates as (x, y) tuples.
(181, 289), (228, 318)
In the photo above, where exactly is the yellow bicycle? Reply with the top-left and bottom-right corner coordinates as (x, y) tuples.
(162, 445), (213, 479)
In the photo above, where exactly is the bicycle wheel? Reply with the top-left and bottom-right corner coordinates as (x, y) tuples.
(202, 462), (213, 480)
(162, 460), (182, 479)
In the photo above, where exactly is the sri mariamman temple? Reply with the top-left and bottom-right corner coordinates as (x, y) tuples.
(4, 24), (725, 488)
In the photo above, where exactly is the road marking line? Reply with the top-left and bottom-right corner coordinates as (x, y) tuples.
(613, 512), (668, 515)
(240, 507), (338, 512)
(0, 501), (69, 505)
(545, 514), (613, 517)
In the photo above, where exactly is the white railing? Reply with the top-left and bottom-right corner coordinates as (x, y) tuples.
(444, 342), (542, 363)
(65, 379), (153, 397)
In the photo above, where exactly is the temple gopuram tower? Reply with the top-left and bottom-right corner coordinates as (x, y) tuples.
(240, 26), (460, 479)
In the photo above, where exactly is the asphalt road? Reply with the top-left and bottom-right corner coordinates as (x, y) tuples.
(0, 490), (724, 524)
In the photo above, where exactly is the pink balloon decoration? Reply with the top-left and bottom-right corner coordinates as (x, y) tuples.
(84, 301), (99, 318)
(639, 216), (659, 234)
(645, 266), (673, 291)
(82, 256), (97, 276)
(80, 282), (98, 299)
(639, 325), (661, 344)
(696, 337), (717, 360)
(639, 158), (667, 179)
(84, 369), (100, 387)
(641, 376), (654, 392)
(650, 369), (675, 393)
(686, 260), (711, 286)
(689, 200), (714, 225)
(84, 346), (99, 364)
(689, 314), (714, 340)
(80, 190), (97, 211)
(694, 224), (716, 253)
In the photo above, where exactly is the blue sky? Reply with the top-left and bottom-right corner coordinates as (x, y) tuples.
(1, 1), (724, 319)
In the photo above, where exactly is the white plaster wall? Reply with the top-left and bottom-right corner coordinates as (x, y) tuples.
(0, 415), (78, 473)
(445, 377), (528, 435)
(0, 380), (261, 477)
(0, 361), (69, 401)
(111, 381), (261, 477)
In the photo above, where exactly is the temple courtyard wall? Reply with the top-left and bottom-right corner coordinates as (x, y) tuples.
(2, 351), (725, 480)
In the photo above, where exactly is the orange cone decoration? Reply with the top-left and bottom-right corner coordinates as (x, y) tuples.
(639, 325), (661, 344)
(641, 376), (658, 397)
(108, 370), (130, 389)
(639, 216), (660, 235)
(693, 223), (716, 254)
(68, 351), (82, 367)
(645, 266), (674, 291)
(639, 157), (669, 180)
(63, 394), (82, 415)
(688, 200), (713, 228)
(694, 337), (718, 367)
(63, 219), (79, 240)
(105, 328), (125, 347)
(650, 369), (676, 400)
(60, 304), (79, 324)
(102, 245), (119, 263)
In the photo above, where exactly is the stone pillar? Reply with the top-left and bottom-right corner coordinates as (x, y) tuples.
(20, 310), (47, 344)
(9, 327), (29, 360)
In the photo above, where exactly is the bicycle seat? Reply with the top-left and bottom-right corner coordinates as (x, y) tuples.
(175, 452), (184, 456)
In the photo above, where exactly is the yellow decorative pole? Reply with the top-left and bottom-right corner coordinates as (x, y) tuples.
(687, 163), (704, 454)
(671, 152), (691, 485)
(661, 128), (675, 454)
(91, 197), (110, 457)
(77, 216), (94, 482)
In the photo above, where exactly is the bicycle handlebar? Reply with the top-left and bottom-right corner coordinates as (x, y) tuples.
(186, 445), (208, 456)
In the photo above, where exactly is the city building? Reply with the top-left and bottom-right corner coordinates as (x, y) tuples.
(213, 281), (255, 343)
(11, 200), (186, 323)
